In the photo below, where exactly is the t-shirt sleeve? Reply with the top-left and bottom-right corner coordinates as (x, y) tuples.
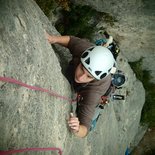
(76, 91), (101, 130)
(67, 36), (94, 57)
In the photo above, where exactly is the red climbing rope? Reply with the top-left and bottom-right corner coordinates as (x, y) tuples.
(0, 76), (76, 103)
(0, 147), (62, 155)
(0, 76), (77, 154)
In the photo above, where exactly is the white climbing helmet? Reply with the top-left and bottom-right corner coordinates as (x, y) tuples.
(80, 46), (116, 80)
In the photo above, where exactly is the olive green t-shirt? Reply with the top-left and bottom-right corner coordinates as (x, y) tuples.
(67, 36), (112, 130)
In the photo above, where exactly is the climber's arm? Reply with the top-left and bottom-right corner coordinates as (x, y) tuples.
(46, 32), (70, 47)
(75, 124), (88, 138)
(68, 113), (88, 138)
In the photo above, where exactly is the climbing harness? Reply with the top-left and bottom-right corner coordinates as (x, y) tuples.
(90, 70), (126, 131)
(0, 147), (62, 155)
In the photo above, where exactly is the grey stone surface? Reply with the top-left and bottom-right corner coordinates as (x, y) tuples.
(0, 0), (72, 153)
(0, 0), (145, 155)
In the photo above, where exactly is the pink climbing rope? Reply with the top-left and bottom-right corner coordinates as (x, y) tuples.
(0, 76), (76, 103)
(0, 147), (62, 155)
(0, 76), (78, 154)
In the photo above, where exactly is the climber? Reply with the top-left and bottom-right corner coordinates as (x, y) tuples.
(46, 32), (116, 138)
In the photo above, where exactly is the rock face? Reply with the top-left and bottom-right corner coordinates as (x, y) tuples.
(0, 0), (145, 155)
(0, 0), (72, 153)
(131, 127), (155, 155)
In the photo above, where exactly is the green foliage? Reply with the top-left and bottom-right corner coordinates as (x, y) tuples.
(102, 12), (117, 26)
(35, 0), (70, 16)
(34, 0), (55, 16)
(57, 0), (70, 11)
(55, 4), (104, 40)
(129, 59), (155, 127)
(35, 1), (117, 40)
(55, 3), (117, 40)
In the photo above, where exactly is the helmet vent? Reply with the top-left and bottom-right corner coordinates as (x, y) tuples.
(108, 68), (112, 73)
(89, 47), (94, 51)
(100, 73), (107, 79)
(95, 71), (102, 76)
(85, 58), (90, 65)
(81, 52), (88, 58)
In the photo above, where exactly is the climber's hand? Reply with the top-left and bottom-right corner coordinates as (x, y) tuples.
(68, 113), (80, 133)
(45, 31), (70, 47)
(45, 31), (56, 44)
